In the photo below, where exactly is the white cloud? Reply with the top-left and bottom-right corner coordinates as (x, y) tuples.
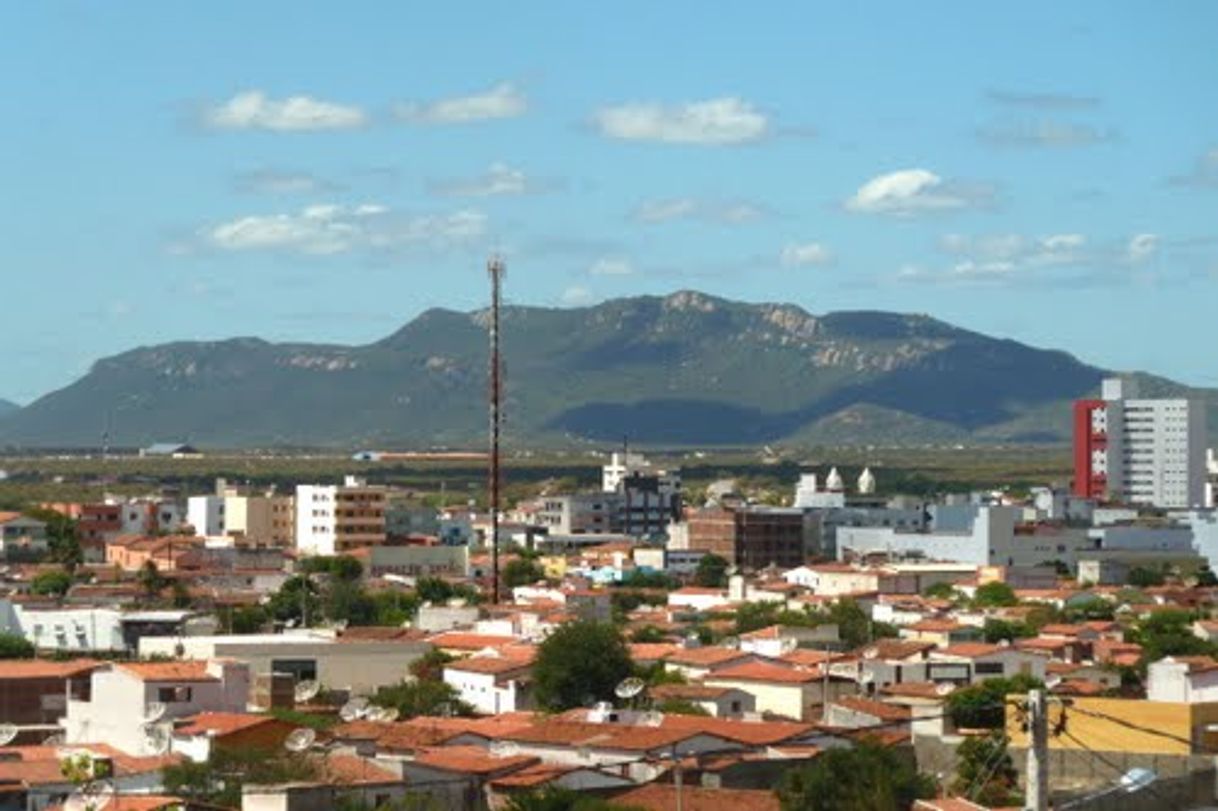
(1126, 233), (1159, 263)
(1169, 147), (1218, 188)
(560, 285), (595, 306)
(395, 83), (527, 124)
(632, 197), (765, 224)
(234, 169), (339, 195)
(430, 162), (540, 197)
(203, 203), (484, 255)
(939, 232), (1087, 268)
(205, 91), (366, 131)
(977, 119), (1115, 148)
(588, 258), (635, 276)
(780, 242), (832, 267)
(846, 169), (992, 216)
(594, 97), (768, 145)
(985, 89), (1102, 110)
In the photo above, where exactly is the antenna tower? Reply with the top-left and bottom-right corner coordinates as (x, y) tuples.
(487, 256), (505, 604)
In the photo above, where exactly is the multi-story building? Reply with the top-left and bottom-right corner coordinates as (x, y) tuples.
(295, 475), (386, 556)
(536, 453), (681, 538)
(684, 506), (811, 570)
(1074, 378), (1207, 509)
(0, 512), (47, 558)
(189, 480), (294, 546)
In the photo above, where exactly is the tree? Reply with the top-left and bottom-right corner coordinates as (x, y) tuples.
(503, 558), (545, 589)
(1128, 566), (1167, 588)
(952, 732), (1021, 807)
(138, 560), (166, 599)
(23, 508), (81, 570)
(409, 648), (456, 683)
(655, 698), (710, 716)
(324, 580), (377, 625)
(947, 674), (1043, 729)
(299, 555), (364, 581)
(1062, 595), (1115, 622)
(504, 786), (647, 811)
(630, 625), (667, 643)
(30, 569), (73, 597)
(982, 618), (1034, 644)
(416, 576), (480, 605)
(618, 570), (680, 590)
(922, 582), (958, 600)
(1132, 609), (1215, 663)
(372, 680), (473, 719)
(778, 738), (936, 810)
(163, 748), (318, 808)
(533, 620), (633, 711)
(1197, 566), (1218, 587)
(267, 576), (322, 626)
(0, 632), (34, 659)
(693, 554), (729, 588)
(227, 605), (269, 634)
(973, 582), (1018, 608)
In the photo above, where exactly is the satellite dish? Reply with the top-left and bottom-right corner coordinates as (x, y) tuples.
(593, 701), (614, 716)
(640, 710), (665, 727)
(348, 696), (370, 712)
(144, 702), (167, 723)
(284, 727), (317, 753)
(43, 733), (65, 746)
(143, 724), (171, 755)
(489, 740), (520, 758)
(338, 703), (364, 723)
(377, 707), (400, 723)
(934, 683), (956, 697)
(294, 680), (321, 703)
(0, 724), (18, 746)
(615, 677), (646, 700)
(863, 647), (880, 659)
(82, 779), (115, 804)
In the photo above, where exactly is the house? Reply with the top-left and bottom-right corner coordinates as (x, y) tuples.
(823, 695), (912, 730)
(607, 783), (782, 811)
(0, 659), (99, 736)
(139, 443), (200, 458)
(663, 647), (757, 680)
(667, 587), (731, 612)
(443, 652), (534, 715)
(171, 711), (296, 762)
(650, 684), (755, 718)
(139, 629), (430, 694)
(0, 744), (181, 811)
(0, 513), (48, 559)
(703, 661), (847, 721)
(737, 625), (833, 658)
(899, 619), (982, 648)
(929, 643), (1047, 683)
(1148, 656), (1218, 702)
(63, 659), (250, 755)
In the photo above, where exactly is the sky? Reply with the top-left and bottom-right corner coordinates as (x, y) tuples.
(2, 2), (1217, 404)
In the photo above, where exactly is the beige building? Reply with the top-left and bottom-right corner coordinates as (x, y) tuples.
(296, 476), (387, 555)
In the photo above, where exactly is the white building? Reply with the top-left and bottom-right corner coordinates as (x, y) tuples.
(63, 660), (249, 755)
(187, 495), (226, 537)
(442, 654), (533, 714)
(295, 475), (386, 556)
(1147, 656), (1218, 703)
(1097, 378), (1208, 509)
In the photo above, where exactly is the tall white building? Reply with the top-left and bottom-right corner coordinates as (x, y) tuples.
(1100, 379), (1207, 509)
(295, 475), (386, 556)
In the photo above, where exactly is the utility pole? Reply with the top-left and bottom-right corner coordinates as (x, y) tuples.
(487, 256), (505, 604)
(1025, 688), (1049, 811)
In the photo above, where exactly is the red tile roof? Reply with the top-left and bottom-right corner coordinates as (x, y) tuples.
(174, 712), (277, 737)
(118, 661), (218, 682)
(705, 661), (819, 685)
(0, 659), (101, 680)
(611, 783), (780, 811)
(412, 745), (538, 775)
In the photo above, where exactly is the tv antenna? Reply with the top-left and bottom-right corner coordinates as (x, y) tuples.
(294, 680), (321, 704)
(487, 255), (506, 604)
(284, 727), (317, 753)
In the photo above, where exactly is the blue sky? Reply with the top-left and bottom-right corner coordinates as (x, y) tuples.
(2, 2), (1217, 403)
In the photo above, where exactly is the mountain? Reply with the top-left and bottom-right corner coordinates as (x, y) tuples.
(0, 400), (18, 418)
(0, 291), (1212, 448)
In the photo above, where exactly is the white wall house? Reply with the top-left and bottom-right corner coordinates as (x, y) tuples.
(63, 660), (249, 755)
(187, 495), (226, 537)
(1148, 657), (1218, 703)
(443, 655), (533, 714)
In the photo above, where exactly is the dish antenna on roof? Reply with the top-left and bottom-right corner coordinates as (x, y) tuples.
(144, 702), (167, 723)
(0, 724), (18, 746)
(377, 707), (400, 723)
(489, 740), (520, 758)
(294, 680), (321, 703)
(143, 724), (170, 755)
(934, 683), (956, 697)
(338, 701), (367, 723)
(284, 727), (317, 753)
(640, 710), (665, 727)
(43, 733), (65, 746)
(862, 646), (879, 659)
(614, 677), (646, 700)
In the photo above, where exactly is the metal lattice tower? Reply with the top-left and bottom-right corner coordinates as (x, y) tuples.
(487, 256), (505, 603)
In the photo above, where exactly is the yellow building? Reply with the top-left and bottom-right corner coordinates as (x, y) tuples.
(1006, 696), (1218, 756)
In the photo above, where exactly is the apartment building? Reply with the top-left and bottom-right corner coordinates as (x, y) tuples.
(295, 475), (386, 555)
(685, 506), (812, 570)
(188, 479), (294, 546)
(1074, 377), (1207, 508)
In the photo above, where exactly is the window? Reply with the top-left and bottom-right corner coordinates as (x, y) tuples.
(974, 662), (1004, 676)
(271, 659), (318, 682)
(158, 686), (193, 702)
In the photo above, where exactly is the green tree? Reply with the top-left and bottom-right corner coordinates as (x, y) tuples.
(416, 576), (481, 605)
(30, 569), (73, 597)
(324, 580), (377, 625)
(267, 576), (322, 626)
(138, 560), (166, 599)
(1197, 566), (1218, 587)
(654, 698), (710, 716)
(618, 570), (680, 590)
(982, 619), (1034, 644)
(973, 581), (1018, 608)
(952, 732), (1021, 807)
(1128, 566), (1166, 588)
(693, 554), (729, 588)
(0, 633), (34, 659)
(1132, 609), (1215, 663)
(23, 508), (81, 570)
(947, 675), (1043, 729)
(503, 558), (546, 589)
(163, 748), (318, 807)
(227, 605), (269, 634)
(409, 648), (456, 683)
(630, 625), (668, 643)
(299, 555), (364, 581)
(922, 582), (958, 600)
(778, 738), (936, 810)
(372, 679), (473, 719)
(1062, 595), (1115, 622)
(504, 786), (647, 811)
(533, 620), (633, 711)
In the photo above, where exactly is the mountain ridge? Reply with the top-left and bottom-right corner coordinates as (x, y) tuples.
(1, 291), (1212, 448)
